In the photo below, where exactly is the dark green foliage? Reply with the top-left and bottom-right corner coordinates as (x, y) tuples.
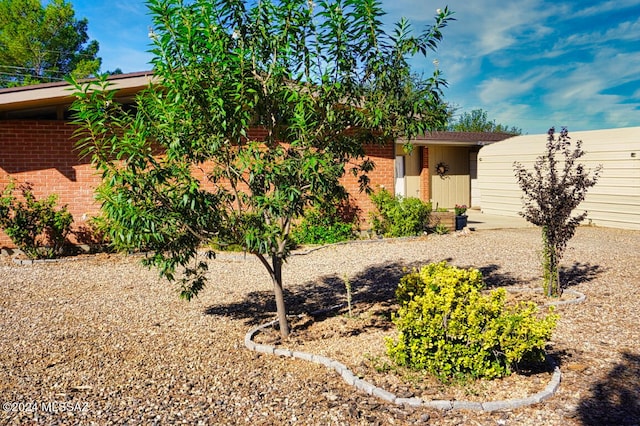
(69, 0), (453, 337)
(387, 262), (558, 381)
(0, 0), (100, 87)
(514, 127), (601, 296)
(369, 188), (431, 237)
(0, 182), (73, 259)
(291, 205), (356, 245)
(449, 108), (521, 135)
(431, 223), (449, 234)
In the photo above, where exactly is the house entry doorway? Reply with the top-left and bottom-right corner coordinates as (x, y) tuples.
(429, 145), (471, 209)
(394, 147), (421, 199)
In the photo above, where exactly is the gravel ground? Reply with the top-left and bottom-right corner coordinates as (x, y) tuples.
(1, 226), (639, 425)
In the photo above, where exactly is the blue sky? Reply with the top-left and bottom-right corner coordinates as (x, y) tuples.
(66, 0), (640, 134)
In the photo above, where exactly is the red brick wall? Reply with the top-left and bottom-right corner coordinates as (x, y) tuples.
(0, 121), (395, 248)
(0, 120), (102, 247)
(340, 143), (395, 224)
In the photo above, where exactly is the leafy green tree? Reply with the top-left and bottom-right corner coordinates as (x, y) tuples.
(0, 0), (100, 87)
(449, 108), (521, 134)
(514, 127), (601, 297)
(70, 0), (453, 337)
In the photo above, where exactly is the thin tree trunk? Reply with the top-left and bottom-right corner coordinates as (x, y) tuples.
(547, 252), (554, 298)
(271, 254), (290, 338)
(254, 252), (291, 338)
(548, 249), (559, 297)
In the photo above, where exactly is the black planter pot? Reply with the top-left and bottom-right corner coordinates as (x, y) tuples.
(455, 215), (468, 230)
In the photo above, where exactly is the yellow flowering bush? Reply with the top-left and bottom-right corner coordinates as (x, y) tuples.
(386, 261), (558, 381)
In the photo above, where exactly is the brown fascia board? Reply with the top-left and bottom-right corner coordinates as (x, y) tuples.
(397, 131), (515, 146)
(0, 76), (517, 148)
(0, 71), (157, 113)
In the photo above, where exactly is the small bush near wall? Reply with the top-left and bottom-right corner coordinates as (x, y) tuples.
(72, 214), (118, 253)
(386, 261), (558, 381)
(369, 188), (432, 237)
(0, 182), (73, 259)
(291, 204), (357, 245)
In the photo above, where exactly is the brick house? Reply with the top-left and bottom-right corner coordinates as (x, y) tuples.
(0, 72), (511, 248)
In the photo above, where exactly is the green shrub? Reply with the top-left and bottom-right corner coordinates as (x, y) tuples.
(432, 223), (449, 235)
(291, 206), (356, 245)
(78, 214), (113, 247)
(0, 182), (73, 259)
(386, 261), (558, 381)
(369, 188), (431, 237)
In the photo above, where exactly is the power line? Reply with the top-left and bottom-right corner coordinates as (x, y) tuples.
(0, 65), (66, 76)
(0, 43), (100, 60)
(0, 71), (67, 82)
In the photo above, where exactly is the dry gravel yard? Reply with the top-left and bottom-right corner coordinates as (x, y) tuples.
(1, 227), (639, 425)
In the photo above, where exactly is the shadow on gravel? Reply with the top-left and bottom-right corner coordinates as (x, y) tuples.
(204, 287), (280, 325)
(349, 260), (425, 306)
(560, 262), (605, 288)
(205, 259), (603, 325)
(478, 264), (530, 288)
(203, 261), (425, 325)
(577, 351), (640, 426)
(479, 261), (605, 289)
(203, 257), (599, 326)
(546, 347), (571, 368)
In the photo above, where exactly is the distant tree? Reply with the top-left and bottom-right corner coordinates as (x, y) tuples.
(70, 0), (453, 338)
(450, 108), (521, 134)
(106, 68), (123, 75)
(514, 127), (601, 297)
(0, 0), (100, 87)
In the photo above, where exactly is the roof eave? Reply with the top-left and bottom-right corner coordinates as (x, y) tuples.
(0, 71), (157, 113)
(396, 131), (515, 146)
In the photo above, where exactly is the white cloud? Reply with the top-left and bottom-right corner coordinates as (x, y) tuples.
(478, 75), (540, 104)
(491, 103), (535, 131)
(383, 0), (550, 56)
(556, 50), (640, 96)
(571, 0), (640, 18)
(113, 0), (148, 16)
(448, 44), (640, 133)
(70, 0), (640, 132)
(438, 54), (483, 87)
(449, 0), (552, 56)
(436, 0), (640, 133)
(530, 48), (640, 130)
(553, 16), (640, 50)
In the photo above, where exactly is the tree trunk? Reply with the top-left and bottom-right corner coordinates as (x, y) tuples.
(271, 254), (290, 338)
(542, 228), (561, 298)
(547, 248), (560, 297)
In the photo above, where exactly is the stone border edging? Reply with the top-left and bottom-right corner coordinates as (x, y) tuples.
(505, 287), (586, 306)
(245, 319), (562, 412)
(12, 256), (80, 265)
(547, 289), (586, 306)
